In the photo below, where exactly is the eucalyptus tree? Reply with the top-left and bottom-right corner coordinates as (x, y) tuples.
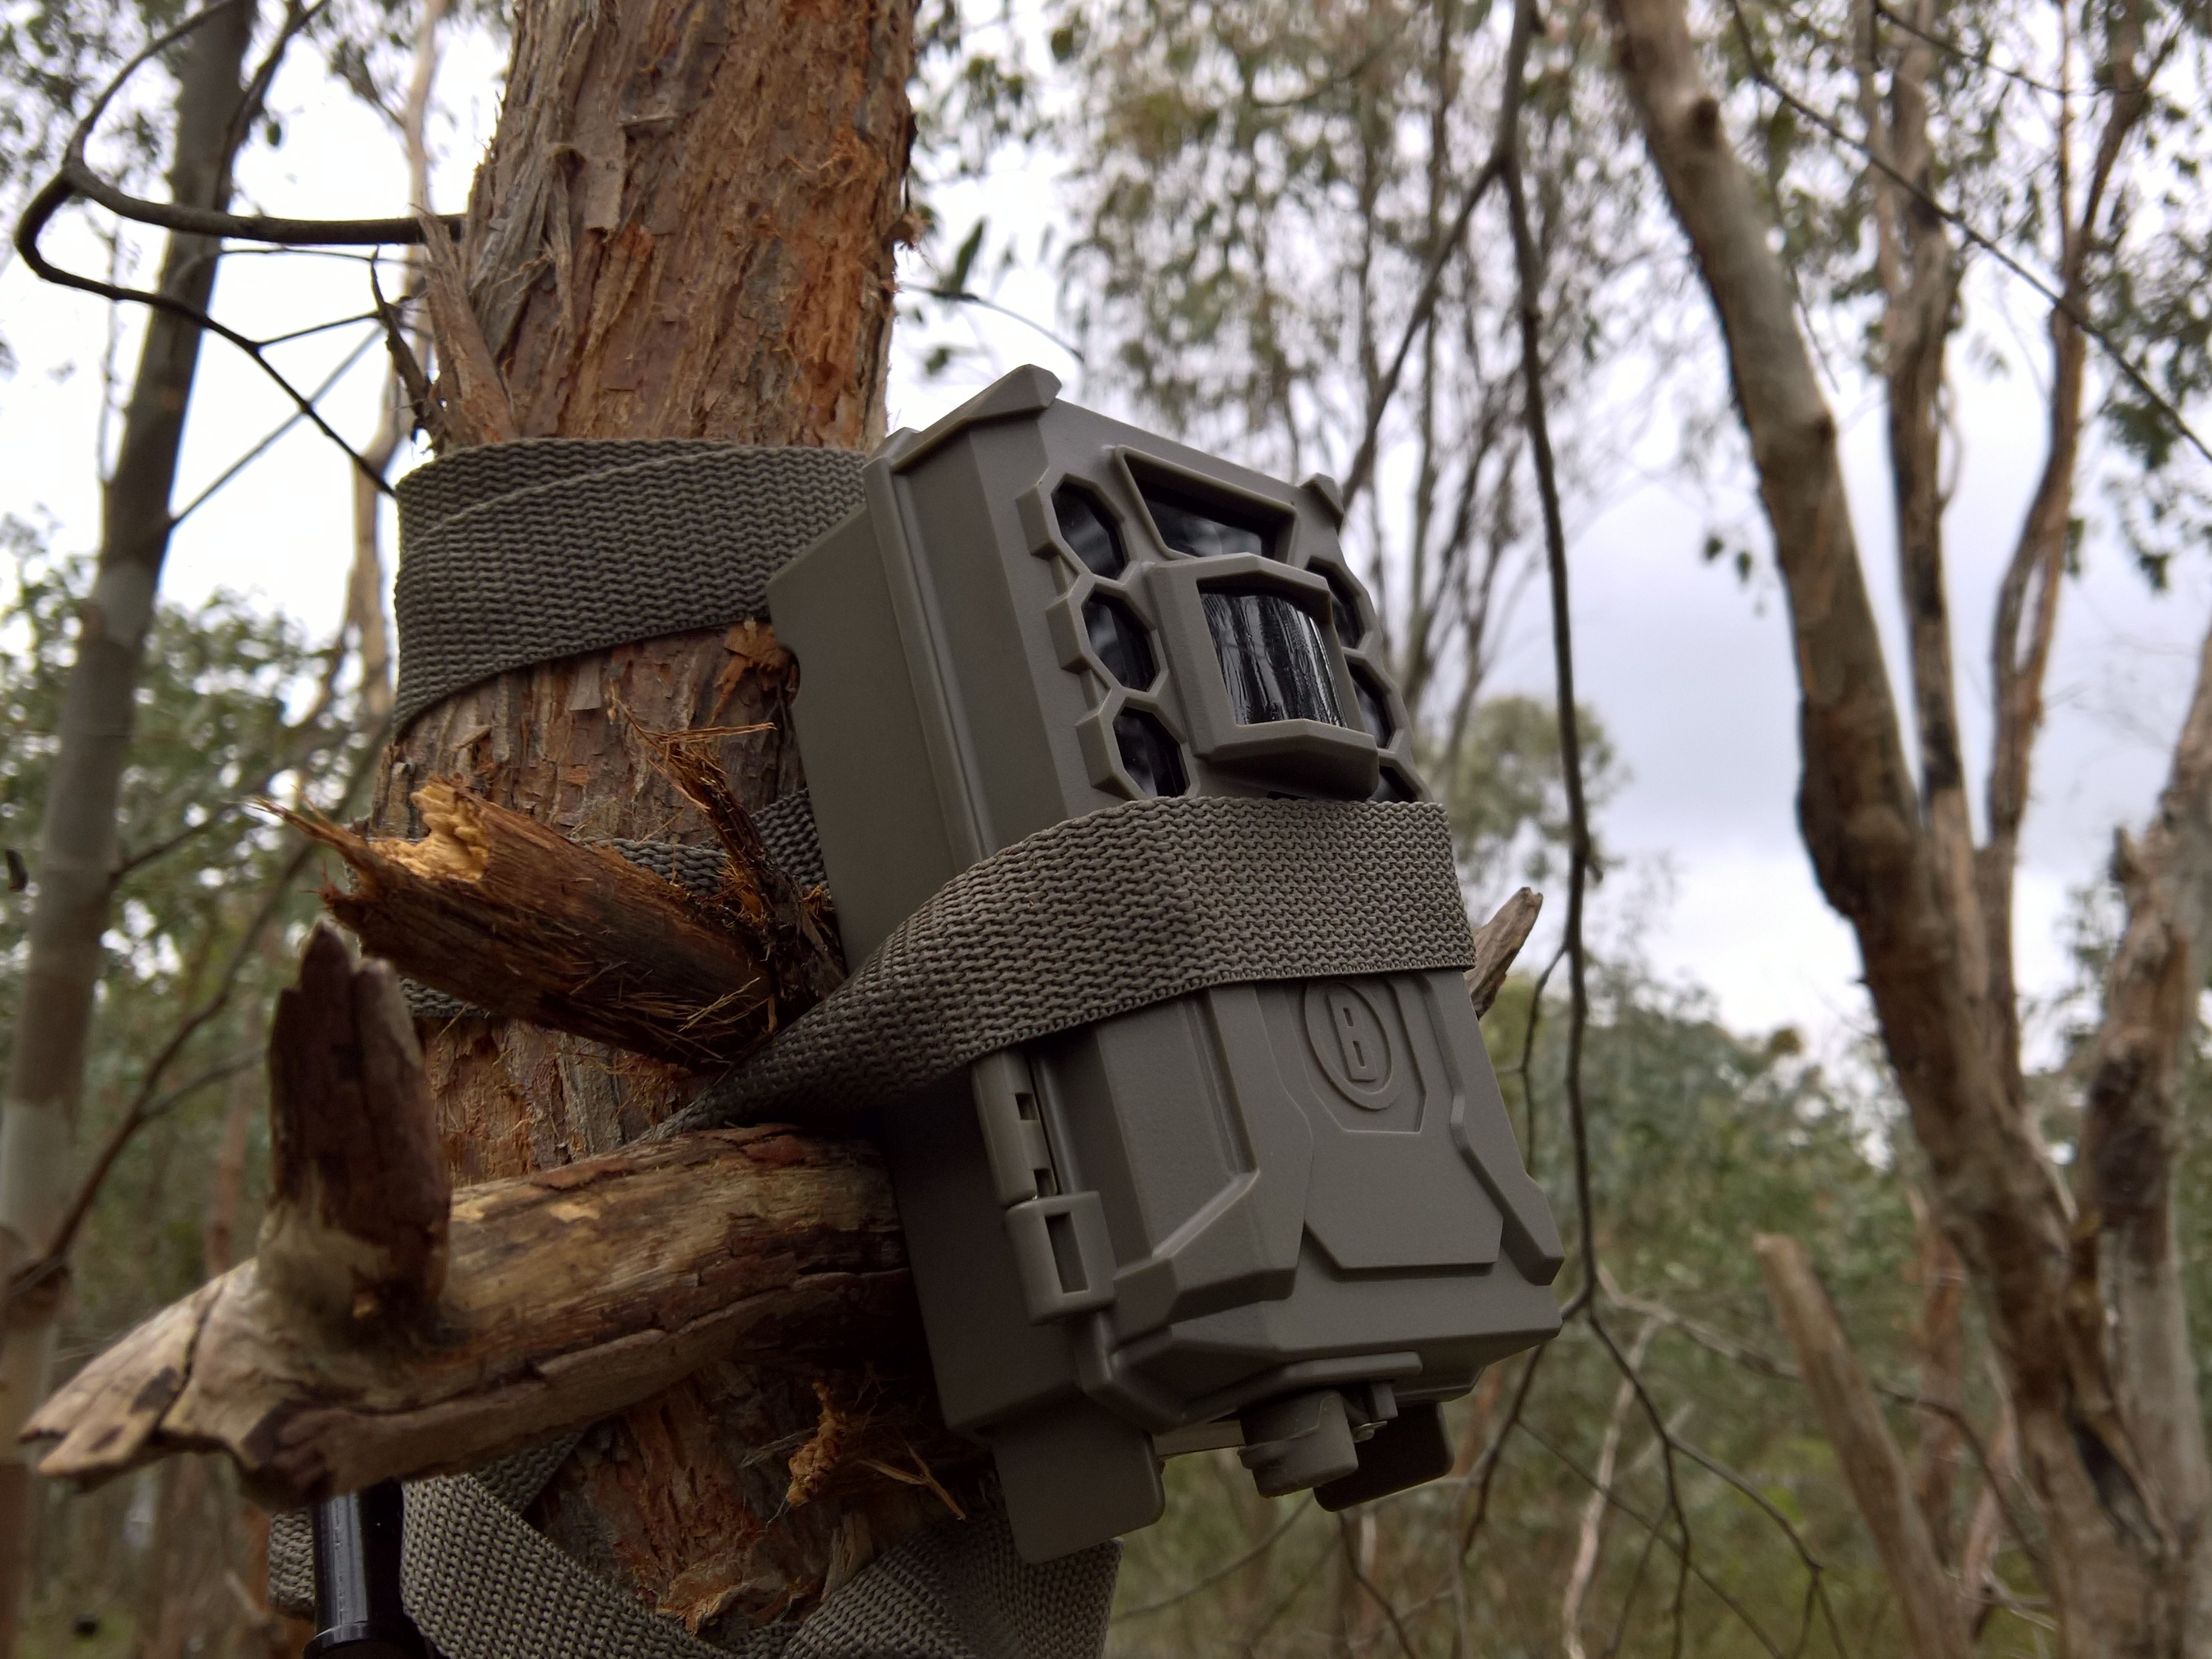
(1599, 0), (2212, 1643)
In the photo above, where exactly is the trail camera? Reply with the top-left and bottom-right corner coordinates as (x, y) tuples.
(772, 367), (1563, 1562)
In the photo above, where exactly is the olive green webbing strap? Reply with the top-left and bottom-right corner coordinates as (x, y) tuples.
(267, 1450), (1121, 1659)
(676, 794), (1478, 1131)
(392, 440), (868, 731)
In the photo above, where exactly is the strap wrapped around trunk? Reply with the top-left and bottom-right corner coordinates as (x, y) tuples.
(678, 793), (1473, 1132)
(354, 439), (1475, 1659)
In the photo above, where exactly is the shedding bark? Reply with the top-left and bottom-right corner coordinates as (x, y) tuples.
(0, 2), (262, 1647)
(1599, 0), (2197, 1648)
(1755, 1235), (1971, 1659)
(374, 0), (928, 1633)
(2075, 616), (2212, 1633)
(1908, 1185), (1966, 1563)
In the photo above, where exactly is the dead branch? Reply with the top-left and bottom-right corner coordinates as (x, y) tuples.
(411, 209), (515, 446)
(1562, 1321), (1657, 1659)
(1754, 1234), (1970, 1659)
(286, 780), (839, 1068)
(1465, 887), (1541, 1018)
(24, 934), (905, 1505)
(258, 925), (448, 1320)
(27, 1124), (908, 1506)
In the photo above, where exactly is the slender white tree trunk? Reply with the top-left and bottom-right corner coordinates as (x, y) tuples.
(0, 5), (260, 1646)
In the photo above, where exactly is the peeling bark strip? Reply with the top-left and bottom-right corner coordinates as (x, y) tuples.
(1756, 1235), (1971, 1659)
(26, 1121), (910, 1506)
(291, 781), (839, 1069)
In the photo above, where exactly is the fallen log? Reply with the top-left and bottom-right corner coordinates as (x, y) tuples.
(26, 928), (910, 1507)
(284, 779), (842, 1070)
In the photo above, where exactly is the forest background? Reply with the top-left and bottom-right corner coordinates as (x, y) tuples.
(1, 0), (2210, 1652)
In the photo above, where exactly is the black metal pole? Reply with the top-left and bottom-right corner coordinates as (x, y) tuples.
(306, 1480), (426, 1658)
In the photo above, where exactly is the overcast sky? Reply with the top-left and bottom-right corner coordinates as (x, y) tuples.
(3, 25), (2205, 1069)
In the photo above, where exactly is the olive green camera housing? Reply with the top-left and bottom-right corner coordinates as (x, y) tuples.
(770, 367), (1563, 1563)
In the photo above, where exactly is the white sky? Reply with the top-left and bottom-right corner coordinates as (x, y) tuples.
(2, 23), (2205, 1069)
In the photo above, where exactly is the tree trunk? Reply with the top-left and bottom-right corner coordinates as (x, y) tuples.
(1756, 1234), (1971, 1659)
(346, 0), (446, 727)
(1977, 0), (2148, 1088)
(377, 0), (941, 1638)
(2077, 615), (2212, 1642)
(1597, 0), (2189, 1649)
(0, 4), (260, 1648)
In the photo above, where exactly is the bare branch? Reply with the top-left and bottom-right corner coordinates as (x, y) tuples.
(1754, 1234), (1970, 1659)
(37, 0), (450, 249)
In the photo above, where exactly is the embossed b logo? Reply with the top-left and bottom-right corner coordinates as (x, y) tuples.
(1304, 981), (1396, 1109)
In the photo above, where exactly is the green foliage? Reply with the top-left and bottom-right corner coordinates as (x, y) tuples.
(916, 0), (1664, 752)
(1431, 693), (1618, 890)
(1, 539), (371, 1359)
(1, 541), (379, 1648)
(1710, 0), (2212, 582)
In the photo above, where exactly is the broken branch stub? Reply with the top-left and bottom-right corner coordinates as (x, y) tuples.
(1467, 887), (1543, 1018)
(258, 923), (448, 1322)
(284, 780), (838, 1068)
(24, 924), (910, 1505)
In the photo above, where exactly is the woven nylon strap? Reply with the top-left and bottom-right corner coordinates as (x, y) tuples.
(681, 794), (1473, 1132)
(268, 1449), (1118, 1659)
(393, 441), (867, 730)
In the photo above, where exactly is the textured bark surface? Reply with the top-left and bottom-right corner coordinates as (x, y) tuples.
(447, 0), (909, 445)
(1600, 0), (2199, 1649)
(376, 0), (935, 1636)
(2076, 615), (2212, 1638)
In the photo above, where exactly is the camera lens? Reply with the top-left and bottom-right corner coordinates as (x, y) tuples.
(1202, 590), (1345, 727)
